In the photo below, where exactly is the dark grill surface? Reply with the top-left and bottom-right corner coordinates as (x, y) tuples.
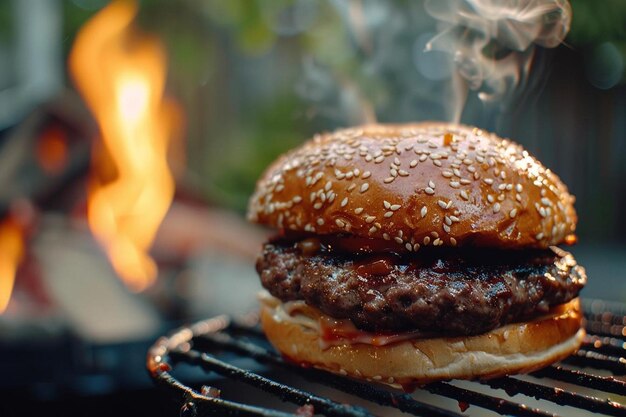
(147, 299), (626, 417)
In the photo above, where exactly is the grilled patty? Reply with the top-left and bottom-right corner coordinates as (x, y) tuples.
(256, 241), (586, 335)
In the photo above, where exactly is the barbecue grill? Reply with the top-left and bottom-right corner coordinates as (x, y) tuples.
(147, 299), (626, 416)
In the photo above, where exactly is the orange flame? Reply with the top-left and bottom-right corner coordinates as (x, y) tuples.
(69, 0), (177, 291)
(0, 216), (24, 313)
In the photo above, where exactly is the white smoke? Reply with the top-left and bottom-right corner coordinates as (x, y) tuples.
(424, 0), (572, 123)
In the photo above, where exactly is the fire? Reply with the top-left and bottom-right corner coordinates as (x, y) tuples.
(69, 0), (177, 291)
(0, 216), (24, 313)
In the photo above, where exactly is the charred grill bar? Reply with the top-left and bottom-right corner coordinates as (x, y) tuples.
(147, 299), (626, 417)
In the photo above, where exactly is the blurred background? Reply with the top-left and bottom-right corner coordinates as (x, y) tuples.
(0, 0), (625, 416)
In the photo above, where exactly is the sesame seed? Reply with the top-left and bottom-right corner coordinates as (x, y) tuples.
(538, 206), (547, 217)
(433, 160), (442, 166)
(443, 224), (451, 233)
(365, 155), (372, 162)
(509, 208), (517, 218)
(450, 181), (460, 188)
(354, 207), (364, 214)
(419, 154), (428, 162)
(541, 197), (552, 206)
(516, 184), (523, 193)
(460, 178), (471, 185)
(438, 200), (448, 209)
(362, 171), (371, 179)
(484, 178), (494, 185)
(354, 168), (360, 177)
(536, 232), (544, 240)
(450, 215), (460, 222)
(493, 203), (501, 213)
(442, 171), (453, 178)
(460, 190), (469, 200)
(360, 183), (370, 193)
(384, 177), (394, 183)
(398, 170), (409, 176)
(413, 243), (420, 251)
(374, 156), (384, 163)
(383, 233), (390, 240)
(325, 181), (332, 191)
(453, 169), (462, 178)
(487, 195), (495, 203)
(335, 219), (345, 227)
(347, 183), (356, 192)
(390, 168), (398, 177)
(369, 226), (378, 234)
(293, 196), (302, 203)
(421, 206), (428, 218)
(345, 172), (353, 179)
(313, 202), (323, 210)
(423, 236), (431, 245)
(425, 187), (435, 195)
(394, 157), (401, 165)
(433, 238), (442, 246)
(340, 197), (348, 207)
(328, 192), (336, 203)
(498, 184), (506, 191)
(450, 237), (457, 246)
(390, 204), (401, 211)
(365, 216), (376, 224)
(445, 216), (452, 226)
(410, 160), (418, 168)
(394, 237), (403, 244)
(384, 211), (394, 218)
(428, 180), (436, 189)
(316, 218), (324, 225)
(405, 243), (413, 251)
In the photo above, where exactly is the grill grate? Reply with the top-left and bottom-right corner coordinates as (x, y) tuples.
(147, 299), (626, 417)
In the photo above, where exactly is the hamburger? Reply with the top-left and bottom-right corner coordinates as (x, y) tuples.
(248, 122), (586, 387)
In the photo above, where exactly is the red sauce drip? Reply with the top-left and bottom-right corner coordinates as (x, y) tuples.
(356, 259), (393, 276)
(458, 401), (470, 412)
(295, 404), (315, 417)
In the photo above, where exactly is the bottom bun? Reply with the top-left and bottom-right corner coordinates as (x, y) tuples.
(260, 297), (584, 387)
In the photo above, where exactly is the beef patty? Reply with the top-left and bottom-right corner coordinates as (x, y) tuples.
(256, 240), (586, 335)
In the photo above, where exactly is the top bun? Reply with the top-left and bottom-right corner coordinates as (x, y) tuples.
(248, 123), (576, 249)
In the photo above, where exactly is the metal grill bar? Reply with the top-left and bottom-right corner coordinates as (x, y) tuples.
(151, 368), (296, 417)
(196, 332), (555, 417)
(148, 300), (626, 417)
(483, 376), (625, 416)
(584, 334), (626, 357)
(531, 366), (626, 396)
(194, 333), (461, 417)
(564, 349), (626, 375)
(422, 382), (555, 417)
(169, 349), (374, 417)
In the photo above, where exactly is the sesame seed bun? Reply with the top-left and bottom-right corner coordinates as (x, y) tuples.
(248, 123), (577, 249)
(260, 297), (584, 386)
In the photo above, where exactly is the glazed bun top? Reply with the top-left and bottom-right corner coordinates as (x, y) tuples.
(247, 123), (577, 249)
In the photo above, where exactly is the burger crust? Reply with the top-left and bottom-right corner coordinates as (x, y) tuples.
(248, 123), (577, 249)
(260, 298), (584, 386)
